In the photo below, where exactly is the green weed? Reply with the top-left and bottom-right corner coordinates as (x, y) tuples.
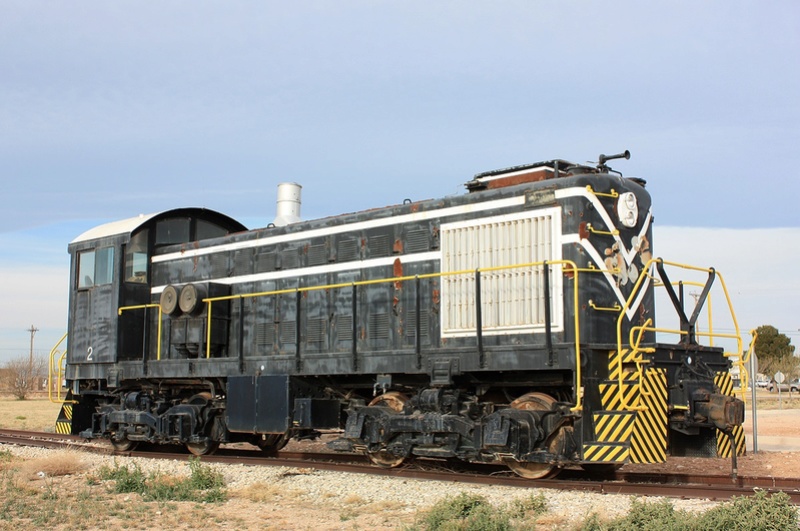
(418, 492), (512, 531)
(97, 457), (226, 503)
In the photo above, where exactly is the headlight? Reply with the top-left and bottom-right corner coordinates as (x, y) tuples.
(617, 192), (638, 228)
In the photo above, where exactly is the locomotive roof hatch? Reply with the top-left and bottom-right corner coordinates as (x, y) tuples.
(465, 159), (574, 192)
(466, 151), (640, 192)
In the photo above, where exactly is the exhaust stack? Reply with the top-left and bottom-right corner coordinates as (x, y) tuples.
(273, 182), (302, 226)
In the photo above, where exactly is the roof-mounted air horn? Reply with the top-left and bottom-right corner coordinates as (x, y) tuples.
(597, 150), (630, 173)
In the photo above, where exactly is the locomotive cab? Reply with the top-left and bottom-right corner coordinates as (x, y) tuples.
(65, 209), (246, 381)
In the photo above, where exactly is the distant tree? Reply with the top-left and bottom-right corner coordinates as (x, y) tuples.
(1, 355), (47, 400)
(754, 325), (797, 378)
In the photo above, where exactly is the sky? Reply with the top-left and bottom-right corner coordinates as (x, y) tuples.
(1, 2), (798, 363)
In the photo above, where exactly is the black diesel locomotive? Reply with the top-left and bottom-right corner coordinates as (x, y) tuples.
(55, 152), (747, 478)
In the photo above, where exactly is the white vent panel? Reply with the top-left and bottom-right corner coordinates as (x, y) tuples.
(440, 208), (563, 337)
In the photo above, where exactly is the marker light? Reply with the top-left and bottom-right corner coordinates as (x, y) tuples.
(617, 192), (639, 228)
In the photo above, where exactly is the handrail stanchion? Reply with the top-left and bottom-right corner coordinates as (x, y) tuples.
(543, 260), (554, 367)
(415, 276), (422, 369)
(475, 269), (484, 369)
(296, 289), (302, 372)
(352, 283), (358, 371)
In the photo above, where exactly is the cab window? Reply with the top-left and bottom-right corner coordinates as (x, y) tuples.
(156, 218), (190, 246)
(77, 246), (114, 289)
(197, 219), (229, 240)
(125, 230), (149, 283)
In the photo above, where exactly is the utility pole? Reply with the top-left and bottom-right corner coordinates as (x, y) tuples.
(27, 325), (38, 391)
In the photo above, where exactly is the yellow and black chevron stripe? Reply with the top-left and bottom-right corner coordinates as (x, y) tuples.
(607, 349), (640, 381)
(583, 442), (630, 463)
(55, 403), (73, 435)
(601, 349), (644, 411)
(715, 372), (746, 457)
(599, 375), (638, 411)
(592, 411), (635, 443)
(631, 368), (667, 463)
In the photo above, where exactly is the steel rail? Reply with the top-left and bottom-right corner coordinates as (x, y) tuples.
(2, 430), (798, 503)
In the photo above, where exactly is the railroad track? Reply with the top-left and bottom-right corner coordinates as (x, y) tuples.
(2, 429), (798, 503)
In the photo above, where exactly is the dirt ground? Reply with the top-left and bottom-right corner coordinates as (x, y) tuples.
(2, 395), (800, 530)
(625, 406), (800, 478)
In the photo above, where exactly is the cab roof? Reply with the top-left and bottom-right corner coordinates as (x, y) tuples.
(69, 208), (247, 245)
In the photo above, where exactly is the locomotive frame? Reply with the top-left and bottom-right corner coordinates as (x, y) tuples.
(52, 153), (748, 478)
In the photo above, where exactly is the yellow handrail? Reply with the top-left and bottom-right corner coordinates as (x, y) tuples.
(735, 329), (758, 401)
(585, 185), (619, 198)
(201, 259), (587, 411)
(585, 223), (620, 236)
(118, 303), (164, 360)
(588, 299), (622, 312)
(615, 258), (745, 411)
(47, 332), (74, 404)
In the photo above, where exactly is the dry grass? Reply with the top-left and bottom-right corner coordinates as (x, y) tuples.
(233, 481), (306, 502)
(342, 493), (366, 505)
(0, 396), (62, 432)
(17, 450), (86, 478)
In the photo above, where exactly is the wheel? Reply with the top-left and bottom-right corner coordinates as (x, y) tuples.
(502, 392), (561, 479)
(366, 392), (408, 468)
(255, 433), (290, 455)
(183, 392), (219, 456)
(186, 439), (220, 456)
(110, 436), (138, 452)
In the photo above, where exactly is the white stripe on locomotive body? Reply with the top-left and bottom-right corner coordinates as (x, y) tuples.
(151, 196), (528, 264)
(150, 251), (442, 294)
(150, 184), (651, 325)
(554, 186), (652, 266)
(561, 233), (651, 321)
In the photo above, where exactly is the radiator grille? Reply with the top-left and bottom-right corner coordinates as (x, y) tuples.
(440, 208), (562, 336)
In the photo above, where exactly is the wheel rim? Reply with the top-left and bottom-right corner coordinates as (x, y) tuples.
(185, 392), (219, 456)
(111, 437), (138, 452)
(366, 392), (408, 468)
(186, 439), (220, 456)
(256, 433), (289, 455)
(503, 392), (561, 479)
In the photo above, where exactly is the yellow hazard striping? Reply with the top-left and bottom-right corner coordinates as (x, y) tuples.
(715, 372), (746, 457)
(582, 443), (630, 463)
(631, 368), (667, 463)
(593, 412), (635, 443)
(599, 378), (638, 411)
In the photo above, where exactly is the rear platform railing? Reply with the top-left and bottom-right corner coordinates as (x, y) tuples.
(613, 258), (745, 411)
